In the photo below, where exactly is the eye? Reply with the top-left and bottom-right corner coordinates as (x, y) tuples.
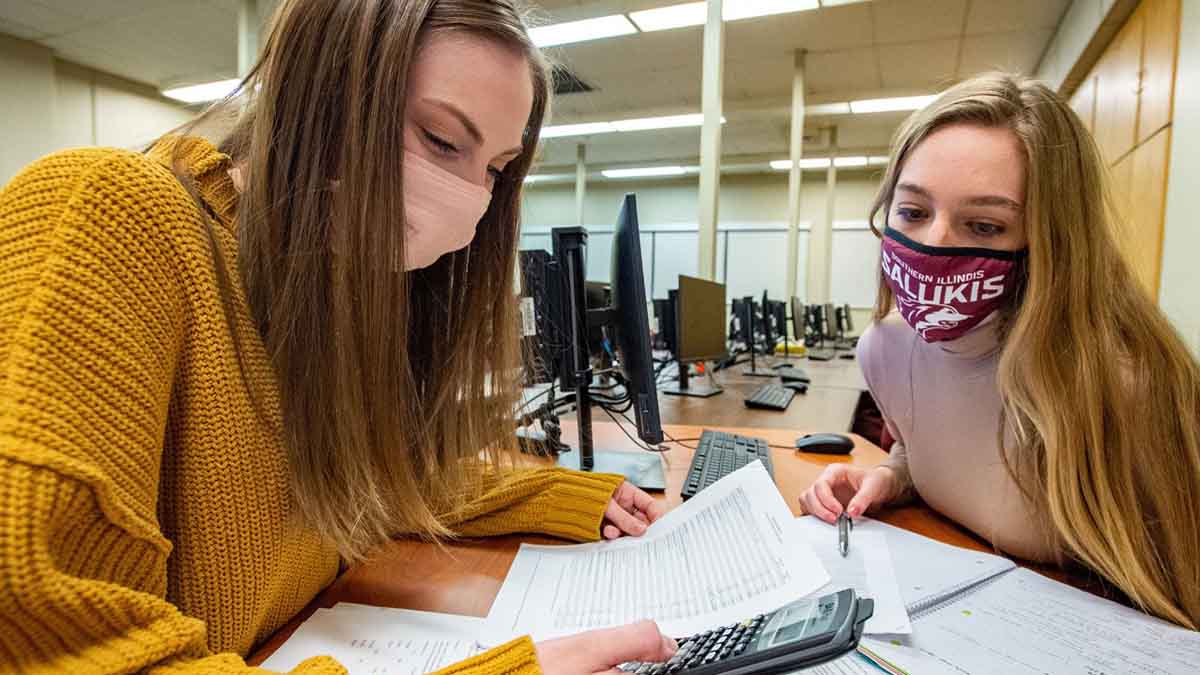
(895, 207), (926, 223)
(968, 221), (1004, 237)
(423, 129), (458, 155)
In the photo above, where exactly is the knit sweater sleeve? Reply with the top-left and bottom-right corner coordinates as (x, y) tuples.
(441, 467), (626, 542)
(0, 151), (546, 675)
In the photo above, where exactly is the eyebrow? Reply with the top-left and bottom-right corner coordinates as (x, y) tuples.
(896, 181), (1023, 212)
(422, 97), (525, 158)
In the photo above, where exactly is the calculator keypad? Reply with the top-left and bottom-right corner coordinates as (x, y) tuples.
(618, 614), (767, 674)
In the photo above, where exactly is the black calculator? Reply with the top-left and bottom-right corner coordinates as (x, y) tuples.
(618, 589), (873, 675)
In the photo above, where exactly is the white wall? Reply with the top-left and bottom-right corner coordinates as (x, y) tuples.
(0, 33), (193, 186)
(520, 172), (884, 332)
(1159, 0), (1200, 356)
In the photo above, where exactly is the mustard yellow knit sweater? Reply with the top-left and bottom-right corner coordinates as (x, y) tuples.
(0, 140), (625, 674)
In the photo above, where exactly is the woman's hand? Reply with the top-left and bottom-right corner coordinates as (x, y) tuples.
(798, 464), (898, 524)
(535, 620), (677, 675)
(602, 481), (666, 540)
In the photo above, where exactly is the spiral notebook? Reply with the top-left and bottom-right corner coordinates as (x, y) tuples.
(825, 517), (1017, 619)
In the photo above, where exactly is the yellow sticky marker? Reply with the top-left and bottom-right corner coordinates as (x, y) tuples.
(962, 610), (972, 617)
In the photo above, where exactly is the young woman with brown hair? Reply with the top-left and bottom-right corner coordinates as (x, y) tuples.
(799, 73), (1200, 630)
(0, 1), (676, 672)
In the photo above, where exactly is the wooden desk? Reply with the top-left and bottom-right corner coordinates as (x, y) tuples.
(247, 420), (1099, 666)
(656, 355), (869, 431)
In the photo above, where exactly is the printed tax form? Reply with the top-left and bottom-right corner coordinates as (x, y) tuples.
(485, 462), (830, 642)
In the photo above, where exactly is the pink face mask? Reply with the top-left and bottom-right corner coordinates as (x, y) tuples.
(881, 227), (1026, 342)
(402, 150), (493, 270)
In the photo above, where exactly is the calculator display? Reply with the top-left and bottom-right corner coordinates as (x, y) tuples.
(756, 596), (840, 649)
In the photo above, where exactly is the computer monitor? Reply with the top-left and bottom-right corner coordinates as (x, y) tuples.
(653, 297), (677, 353)
(760, 290), (774, 351)
(790, 297), (805, 343)
(661, 275), (725, 398)
(824, 303), (837, 339)
(843, 303), (855, 334)
(555, 194), (666, 489)
(730, 297), (748, 345)
(609, 195), (663, 446)
(677, 276), (727, 363)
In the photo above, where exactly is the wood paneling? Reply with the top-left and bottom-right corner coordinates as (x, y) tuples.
(1070, 74), (1098, 132)
(1137, 0), (1180, 143)
(1093, 12), (1144, 165)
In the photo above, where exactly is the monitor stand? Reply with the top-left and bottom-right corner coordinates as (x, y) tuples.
(557, 448), (667, 491)
(661, 360), (723, 398)
(742, 347), (776, 377)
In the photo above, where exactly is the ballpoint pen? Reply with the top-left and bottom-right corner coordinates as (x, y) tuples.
(837, 512), (852, 557)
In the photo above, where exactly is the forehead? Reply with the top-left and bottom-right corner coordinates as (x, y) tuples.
(408, 31), (534, 143)
(897, 124), (1026, 202)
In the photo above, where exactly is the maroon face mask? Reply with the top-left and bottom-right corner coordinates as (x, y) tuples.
(880, 227), (1027, 342)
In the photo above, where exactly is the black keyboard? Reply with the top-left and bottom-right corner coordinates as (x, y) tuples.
(682, 430), (775, 499)
(743, 384), (795, 411)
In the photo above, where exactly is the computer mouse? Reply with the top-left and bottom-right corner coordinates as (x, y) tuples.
(794, 433), (854, 454)
(782, 382), (808, 394)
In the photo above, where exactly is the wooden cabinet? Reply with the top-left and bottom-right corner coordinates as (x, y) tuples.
(1127, 128), (1170, 296)
(1071, 0), (1180, 300)
(1093, 12), (1144, 165)
(1070, 75), (1098, 132)
(1136, 0), (1180, 144)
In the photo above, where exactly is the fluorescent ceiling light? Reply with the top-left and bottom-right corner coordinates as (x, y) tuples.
(543, 113), (721, 139)
(834, 156), (869, 167)
(540, 122), (617, 138)
(602, 166), (687, 179)
(529, 14), (637, 48)
(849, 95), (937, 114)
(805, 102), (852, 116)
(868, 156), (889, 165)
(611, 113), (724, 131)
(162, 78), (241, 103)
(725, 0), (820, 21)
(630, 0), (818, 32)
(628, 2), (706, 31)
(770, 158), (833, 170)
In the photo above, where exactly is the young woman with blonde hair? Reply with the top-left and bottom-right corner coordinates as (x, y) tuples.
(800, 72), (1200, 630)
(0, 1), (676, 672)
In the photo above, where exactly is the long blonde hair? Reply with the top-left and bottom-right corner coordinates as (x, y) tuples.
(870, 73), (1200, 628)
(160, 0), (549, 562)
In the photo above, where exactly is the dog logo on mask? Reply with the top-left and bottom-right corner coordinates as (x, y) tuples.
(901, 301), (973, 339)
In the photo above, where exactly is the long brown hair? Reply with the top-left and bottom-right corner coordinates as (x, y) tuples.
(869, 73), (1200, 628)
(161, 0), (549, 562)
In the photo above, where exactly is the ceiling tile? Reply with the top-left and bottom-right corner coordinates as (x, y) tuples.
(965, 0), (1069, 35)
(0, 0), (92, 36)
(805, 47), (882, 95)
(958, 29), (1054, 78)
(0, 15), (47, 40)
(871, 0), (968, 45)
(877, 38), (960, 89)
(725, 2), (876, 57)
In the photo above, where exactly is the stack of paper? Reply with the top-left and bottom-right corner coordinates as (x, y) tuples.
(483, 462), (831, 642)
(260, 605), (499, 675)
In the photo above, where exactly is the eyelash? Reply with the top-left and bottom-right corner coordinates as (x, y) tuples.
(423, 129), (505, 182)
(894, 207), (1004, 236)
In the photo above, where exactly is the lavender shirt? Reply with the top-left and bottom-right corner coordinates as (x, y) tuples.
(857, 311), (1059, 562)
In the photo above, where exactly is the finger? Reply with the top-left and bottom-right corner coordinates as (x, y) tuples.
(583, 621), (673, 666)
(602, 523), (621, 540)
(846, 470), (887, 518)
(799, 489), (838, 523)
(629, 487), (666, 523)
(616, 483), (637, 510)
(812, 478), (845, 518)
(604, 499), (649, 536)
(634, 510), (651, 525)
